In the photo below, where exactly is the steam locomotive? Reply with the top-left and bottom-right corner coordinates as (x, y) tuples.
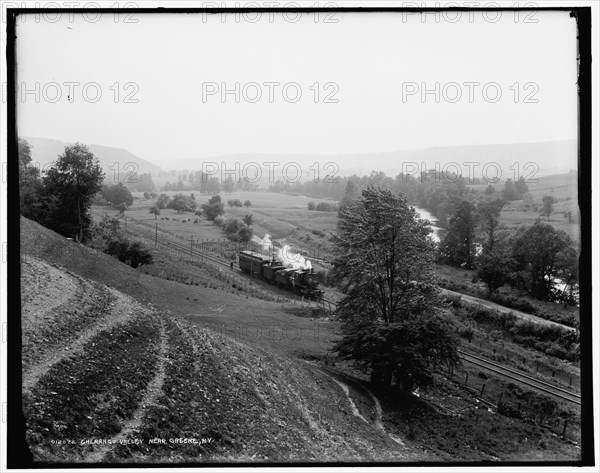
(238, 250), (323, 298)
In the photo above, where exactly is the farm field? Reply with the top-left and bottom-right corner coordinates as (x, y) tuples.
(498, 172), (580, 246)
(498, 205), (580, 247)
(95, 190), (338, 264)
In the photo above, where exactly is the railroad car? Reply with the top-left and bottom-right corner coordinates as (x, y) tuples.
(238, 250), (323, 298)
(238, 250), (270, 276)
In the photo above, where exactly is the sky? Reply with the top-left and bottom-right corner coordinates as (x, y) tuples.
(14, 9), (578, 165)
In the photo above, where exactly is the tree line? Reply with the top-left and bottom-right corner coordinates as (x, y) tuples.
(330, 183), (578, 394)
(438, 198), (578, 304)
(161, 173), (258, 193)
(19, 139), (153, 268)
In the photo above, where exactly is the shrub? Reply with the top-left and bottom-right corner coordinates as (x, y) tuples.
(315, 201), (339, 212)
(459, 327), (474, 342)
(227, 199), (243, 208)
(498, 400), (521, 419)
(202, 195), (225, 220)
(490, 293), (537, 314)
(105, 238), (153, 268)
(454, 305), (579, 362)
(100, 183), (134, 207)
(156, 194), (171, 209)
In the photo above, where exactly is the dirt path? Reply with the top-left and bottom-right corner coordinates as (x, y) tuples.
(22, 288), (145, 394)
(83, 317), (168, 463)
(440, 288), (576, 332)
(353, 376), (405, 446)
(307, 363), (405, 447)
(21, 255), (88, 334)
(313, 366), (369, 424)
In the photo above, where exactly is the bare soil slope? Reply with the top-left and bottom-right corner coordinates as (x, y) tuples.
(19, 218), (417, 463)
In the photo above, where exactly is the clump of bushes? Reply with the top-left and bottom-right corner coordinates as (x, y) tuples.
(490, 292), (537, 314)
(105, 239), (153, 269)
(307, 201), (339, 212)
(91, 214), (153, 269)
(498, 384), (560, 425)
(454, 306), (579, 362)
(221, 217), (253, 243)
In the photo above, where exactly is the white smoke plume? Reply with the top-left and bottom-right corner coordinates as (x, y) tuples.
(252, 233), (273, 251)
(278, 245), (312, 270)
(251, 234), (312, 270)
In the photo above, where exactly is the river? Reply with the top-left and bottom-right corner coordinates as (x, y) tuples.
(412, 206), (442, 243)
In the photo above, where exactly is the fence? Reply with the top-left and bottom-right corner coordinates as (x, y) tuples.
(124, 216), (337, 311)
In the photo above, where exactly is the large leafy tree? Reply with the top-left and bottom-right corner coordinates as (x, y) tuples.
(18, 138), (42, 219)
(478, 239), (515, 297)
(332, 186), (460, 391)
(512, 220), (573, 300)
(439, 200), (479, 269)
(477, 198), (505, 251)
(42, 143), (104, 241)
(337, 179), (359, 217)
(149, 205), (160, 219)
(540, 195), (555, 221)
(167, 193), (197, 213)
(155, 193), (172, 209)
(100, 182), (134, 207)
(202, 194), (225, 221)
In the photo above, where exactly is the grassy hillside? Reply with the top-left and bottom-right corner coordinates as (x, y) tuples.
(19, 218), (417, 463)
(19, 217), (581, 463)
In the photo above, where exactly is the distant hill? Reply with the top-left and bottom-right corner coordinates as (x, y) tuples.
(24, 137), (162, 177)
(157, 140), (577, 179)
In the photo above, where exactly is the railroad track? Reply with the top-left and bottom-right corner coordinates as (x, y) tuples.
(123, 218), (338, 309)
(458, 350), (581, 406)
(125, 218), (233, 270)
